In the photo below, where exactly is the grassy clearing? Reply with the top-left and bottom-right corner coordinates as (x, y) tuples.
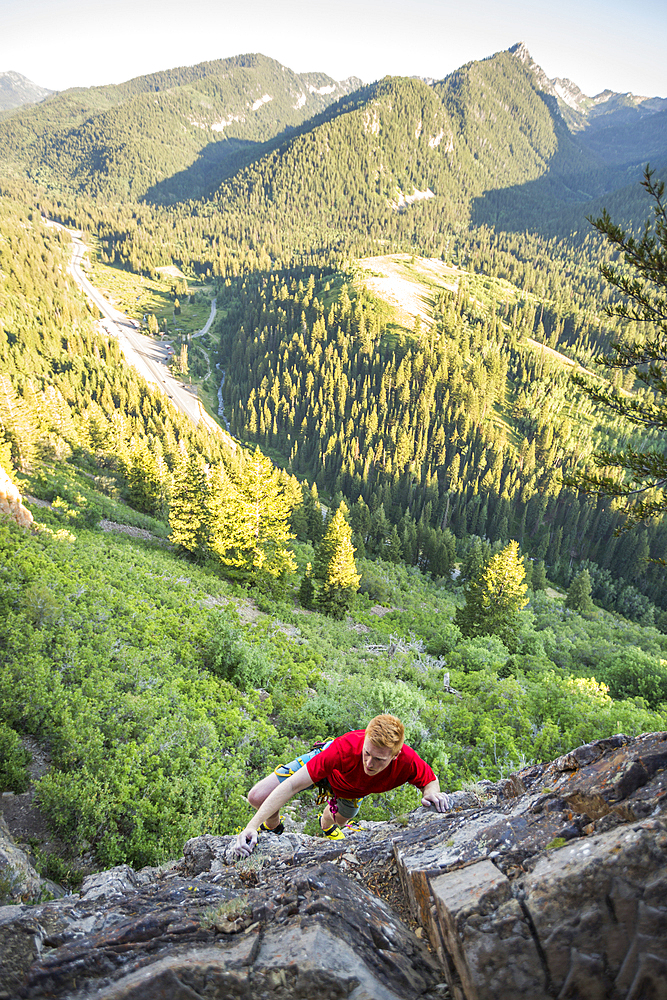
(351, 253), (654, 461)
(355, 252), (541, 341)
(86, 239), (215, 339)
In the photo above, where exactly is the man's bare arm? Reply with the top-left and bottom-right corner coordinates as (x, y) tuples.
(235, 765), (314, 856)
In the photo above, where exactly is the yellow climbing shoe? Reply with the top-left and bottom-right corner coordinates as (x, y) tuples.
(322, 823), (346, 840)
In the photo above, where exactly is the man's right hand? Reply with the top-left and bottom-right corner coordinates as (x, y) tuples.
(235, 825), (258, 857)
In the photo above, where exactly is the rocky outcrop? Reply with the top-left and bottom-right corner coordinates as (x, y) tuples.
(396, 730), (667, 1000)
(0, 813), (42, 904)
(0, 732), (666, 999)
(0, 466), (33, 530)
(0, 851), (441, 1000)
(508, 41), (667, 131)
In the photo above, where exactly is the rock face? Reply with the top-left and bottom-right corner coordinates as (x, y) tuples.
(395, 730), (667, 1000)
(0, 466), (33, 529)
(1, 732), (666, 999)
(508, 41), (667, 133)
(0, 852), (440, 1000)
(0, 813), (42, 904)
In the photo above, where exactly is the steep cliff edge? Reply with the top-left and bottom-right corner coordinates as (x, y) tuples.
(1, 731), (666, 999)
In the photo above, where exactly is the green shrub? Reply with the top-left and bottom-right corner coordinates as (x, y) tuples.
(208, 621), (274, 689)
(358, 566), (393, 605)
(360, 783), (421, 823)
(499, 654), (552, 678)
(0, 724), (30, 793)
(446, 635), (510, 673)
(305, 674), (433, 747)
(34, 851), (84, 892)
(596, 650), (667, 709)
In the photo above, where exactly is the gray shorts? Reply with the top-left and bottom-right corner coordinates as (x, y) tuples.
(274, 743), (362, 819)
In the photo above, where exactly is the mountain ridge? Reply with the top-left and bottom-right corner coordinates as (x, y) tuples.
(191, 46), (652, 247)
(1, 44), (664, 235)
(0, 54), (362, 203)
(508, 41), (667, 132)
(0, 70), (53, 112)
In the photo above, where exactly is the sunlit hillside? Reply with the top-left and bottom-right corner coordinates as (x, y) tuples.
(1, 41), (666, 888)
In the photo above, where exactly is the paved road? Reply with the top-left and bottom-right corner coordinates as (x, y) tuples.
(51, 220), (228, 439)
(193, 297), (217, 339)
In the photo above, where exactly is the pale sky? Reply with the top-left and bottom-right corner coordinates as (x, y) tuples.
(2, 0), (666, 98)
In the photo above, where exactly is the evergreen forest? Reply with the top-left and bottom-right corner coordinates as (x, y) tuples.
(1, 43), (667, 888)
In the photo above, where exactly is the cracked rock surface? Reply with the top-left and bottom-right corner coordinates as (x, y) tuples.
(0, 849), (440, 999)
(394, 730), (667, 1000)
(0, 732), (666, 999)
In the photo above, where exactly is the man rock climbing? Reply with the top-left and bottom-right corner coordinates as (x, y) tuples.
(235, 714), (451, 856)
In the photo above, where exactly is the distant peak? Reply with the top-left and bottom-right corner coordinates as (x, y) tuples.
(505, 43), (666, 127)
(0, 70), (53, 111)
(508, 42), (532, 64)
(507, 43), (552, 94)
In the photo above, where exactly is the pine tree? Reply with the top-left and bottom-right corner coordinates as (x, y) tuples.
(0, 374), (38, 472)
(568, 168), (667, 522)
(532, 559), (547, 591)
(565, 569), (595, 614)
(455, 540), (528, 651)
(169, 453), (210, 558)
(210, 447), (296, 586)
(299, 562), (315, 609)
(386, 525), (403, 564)
(462, 535), (488, 582)
(313, 501), (360, 619)
(304, 482), (324, 543)
(243, 447), (296, 581)
(126, 443), (170, 516)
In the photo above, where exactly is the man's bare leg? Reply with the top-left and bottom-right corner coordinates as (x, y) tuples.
(247, 773), (282, 829)
(320, 802), (346, 830)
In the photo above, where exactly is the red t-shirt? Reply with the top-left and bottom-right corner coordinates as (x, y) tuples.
(306, 730), (436, 799)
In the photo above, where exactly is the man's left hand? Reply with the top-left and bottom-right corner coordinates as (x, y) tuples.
(421, 790), (452, 812)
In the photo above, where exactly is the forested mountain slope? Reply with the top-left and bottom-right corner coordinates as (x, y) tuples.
(213, 255), (667, 619)
(64, 55), (585, 274)
(3, 45), (665, 262)
(0, 54), (360, 203)
(195, 46), (667, 245)
(202, 54), (590, 245)
(0, 199), (225, 481)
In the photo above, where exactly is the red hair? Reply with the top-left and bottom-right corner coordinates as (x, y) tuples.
(365, 715), (405, 755)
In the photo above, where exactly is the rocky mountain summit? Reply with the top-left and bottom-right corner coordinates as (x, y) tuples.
(1, 731), (666, 999)
(508, 41), (667, 131)
(0, 72), (53, 112)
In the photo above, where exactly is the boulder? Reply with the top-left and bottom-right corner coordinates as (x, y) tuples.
(394, 730), (667, 1000)
(0, 812), (42, 903)
(0, 854), (441, 1000)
